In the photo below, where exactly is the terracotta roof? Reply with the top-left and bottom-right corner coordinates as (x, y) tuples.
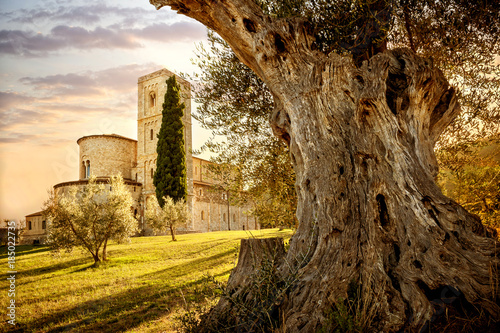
(25, 211), (44, 218)
(54, 178), (142, 189)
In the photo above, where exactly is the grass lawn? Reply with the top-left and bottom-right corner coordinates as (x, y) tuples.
(0, 229), (293, 333)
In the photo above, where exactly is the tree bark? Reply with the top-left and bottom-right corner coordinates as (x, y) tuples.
(92, 252), (100, 264)
(200, 238), (286, 331)
(150, 1), (499, 331)
(169, 224), (177, 241)
(103, 239), (108, 261)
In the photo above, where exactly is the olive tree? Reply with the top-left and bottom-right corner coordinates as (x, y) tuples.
(145, 195), (189, 241)
(149, 0), (500, 331)
(43, 175), (138, 264)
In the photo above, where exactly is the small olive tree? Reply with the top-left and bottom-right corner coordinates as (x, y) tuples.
(43, 175), (138, 264)
(145, 195), (189, 241)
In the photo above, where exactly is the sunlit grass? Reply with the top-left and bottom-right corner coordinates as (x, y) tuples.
(0, 229), (293, 333)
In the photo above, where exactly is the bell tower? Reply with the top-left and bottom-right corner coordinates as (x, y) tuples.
(133, 69), (193, 230)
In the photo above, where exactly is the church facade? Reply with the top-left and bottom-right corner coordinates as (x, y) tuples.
(26, 69), (258, 243)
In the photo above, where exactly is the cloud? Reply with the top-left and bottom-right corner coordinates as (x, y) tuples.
(0, 91), (34, 109)
(129, 22), (207, 43)
(4, 3), (174, 27)
(20, 63), (161, 98)
(0, 133), (40, 144)
(0, 20), (206, 57)
(0, 106), (58, 131)
(0, 26), (140, 57)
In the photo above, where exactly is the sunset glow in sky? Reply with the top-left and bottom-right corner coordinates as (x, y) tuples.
(0, 0), (211, 220)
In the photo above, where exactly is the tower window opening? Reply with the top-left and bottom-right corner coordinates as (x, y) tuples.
(151, 168), (154, 178)
(151, 129), (154, 140)
(149, 92), (156, 107)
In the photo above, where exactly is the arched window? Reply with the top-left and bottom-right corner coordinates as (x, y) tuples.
(151, 168), (154, 178)
(201, 211), (205, 221)
(150, 129), (154, 140)
(149, 92), (156, 107)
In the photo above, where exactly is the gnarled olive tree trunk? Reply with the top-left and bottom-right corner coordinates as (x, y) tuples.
(151, 1), (499, 331)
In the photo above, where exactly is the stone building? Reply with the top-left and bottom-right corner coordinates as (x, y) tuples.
(25, 68), (257, 238)
(23, 211), (47, 244)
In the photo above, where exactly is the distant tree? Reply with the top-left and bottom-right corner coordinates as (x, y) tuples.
(145, 195), (189, 241)
(154, 75), (188, 207)
(43, 175), (137, 264)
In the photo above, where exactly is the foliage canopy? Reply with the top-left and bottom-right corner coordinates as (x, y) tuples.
(43, 175), (137, 263)
(145, 195), (190, 241)
(154, 75), (188, 207)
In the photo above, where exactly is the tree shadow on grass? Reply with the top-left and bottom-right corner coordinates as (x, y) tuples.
(139, 249), (238, 282)
(0, 245), (50, 259)
(7, 257), (93, 280)
(5, 251), (236, 333)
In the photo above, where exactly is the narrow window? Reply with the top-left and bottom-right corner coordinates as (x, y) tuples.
(223, 213), (226, 222)
(151, 129), (154, 140)
(134, 209), (138, 217)
(201, 211), (204, 221)
(199, 189), (202, 196)
(134, 186), (136, 192)
(135, 173), (138, 181)
(86, 160), (90, 178)
(42, 221), (46, 229)
(28, 221), (32, 230)
(151, 168), (154, 178)
(233, 214), (236, 223)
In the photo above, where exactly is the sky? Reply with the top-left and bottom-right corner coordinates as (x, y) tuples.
(0, 0), (212, 221)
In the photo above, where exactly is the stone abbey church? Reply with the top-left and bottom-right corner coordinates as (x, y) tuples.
(24, 69), (258, 243)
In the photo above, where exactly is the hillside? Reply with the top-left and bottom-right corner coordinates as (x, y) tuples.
(0, 229), (293, 333)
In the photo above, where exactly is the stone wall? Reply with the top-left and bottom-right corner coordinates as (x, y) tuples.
(78, 134), (137, 180)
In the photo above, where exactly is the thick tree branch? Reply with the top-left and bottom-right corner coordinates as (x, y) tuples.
(150, 0), (316, 91)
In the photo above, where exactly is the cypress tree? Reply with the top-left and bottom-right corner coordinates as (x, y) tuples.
(154, 75), (187, 207)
